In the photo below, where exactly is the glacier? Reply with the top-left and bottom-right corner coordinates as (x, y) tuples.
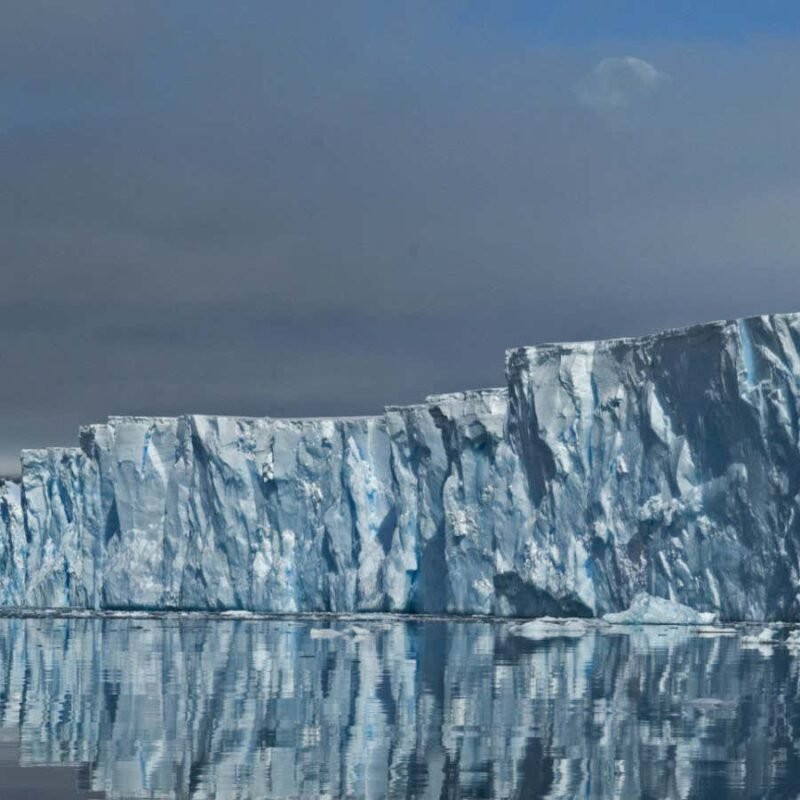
(4, 311), (800, 620)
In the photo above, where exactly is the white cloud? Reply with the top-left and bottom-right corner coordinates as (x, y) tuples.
(578, 56), (669, 114)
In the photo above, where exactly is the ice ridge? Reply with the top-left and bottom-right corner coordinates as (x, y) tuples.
(3, 311), (800, 619)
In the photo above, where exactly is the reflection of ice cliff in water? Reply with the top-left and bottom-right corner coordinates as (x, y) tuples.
(0, 616), (798, 798)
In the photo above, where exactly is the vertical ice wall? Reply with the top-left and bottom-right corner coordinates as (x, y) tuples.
(0, 389), (515, 612)
(19, 448), (99, 607)
(0, 480), (25, 605)
(173, 413), (397, 612)
(506, 313), (800, 620)
(3, 312), (800, 618)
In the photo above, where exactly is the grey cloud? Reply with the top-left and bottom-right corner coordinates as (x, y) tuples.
(2, 5), (800, 476)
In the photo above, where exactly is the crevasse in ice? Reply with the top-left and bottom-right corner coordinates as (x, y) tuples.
(3, 312), (800, 620)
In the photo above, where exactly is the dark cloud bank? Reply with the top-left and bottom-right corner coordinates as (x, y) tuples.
(3, 3), (800, 474)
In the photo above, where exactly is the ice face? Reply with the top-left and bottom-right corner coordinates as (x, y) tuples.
(4, 311), (800, 619)
(0, 480), (25, 605)
(506, 313), (800, 620)
(19, 448), (99, 608)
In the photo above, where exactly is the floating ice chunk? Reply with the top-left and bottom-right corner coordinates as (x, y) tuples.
(309, 628), (344, 640)
(309, 624), (373, 640)
(603, 593), (717, 625)
(740, 627), (779, 656)
(509, 617), (595, 640)
(784, 629), (800, 650)
(694, 626), (737, 637)
(741, 627), (777, 645)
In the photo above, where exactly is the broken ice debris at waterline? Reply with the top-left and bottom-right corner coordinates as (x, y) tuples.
(602, 593), (718, 625)
(4, 311), (800, 621)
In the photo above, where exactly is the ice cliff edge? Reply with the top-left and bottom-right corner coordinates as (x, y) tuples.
(3, 311), (800, 620)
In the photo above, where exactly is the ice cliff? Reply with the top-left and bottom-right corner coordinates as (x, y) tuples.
(4, 311), (800, 620)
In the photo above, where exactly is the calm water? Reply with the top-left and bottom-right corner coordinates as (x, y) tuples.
(0, 614), (797, 799)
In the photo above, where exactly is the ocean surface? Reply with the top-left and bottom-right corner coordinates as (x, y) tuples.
(0, 613), (796, 799)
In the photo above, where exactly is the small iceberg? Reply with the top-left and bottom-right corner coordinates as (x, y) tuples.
(741, 627), (776, 644)
(603, 593), (718, 625)
(508, 617), (595, 641)
(740, 627), (780, 656)
(309, 624), (372, 641)
(741, 628), (778, 651)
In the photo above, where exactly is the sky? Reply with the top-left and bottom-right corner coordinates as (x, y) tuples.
(3, 2), (800, 475)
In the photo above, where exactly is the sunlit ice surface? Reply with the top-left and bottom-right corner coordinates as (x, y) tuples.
(0, 613), (797, 798)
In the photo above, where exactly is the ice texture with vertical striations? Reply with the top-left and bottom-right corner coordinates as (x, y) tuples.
(4, 312), (800, 620)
